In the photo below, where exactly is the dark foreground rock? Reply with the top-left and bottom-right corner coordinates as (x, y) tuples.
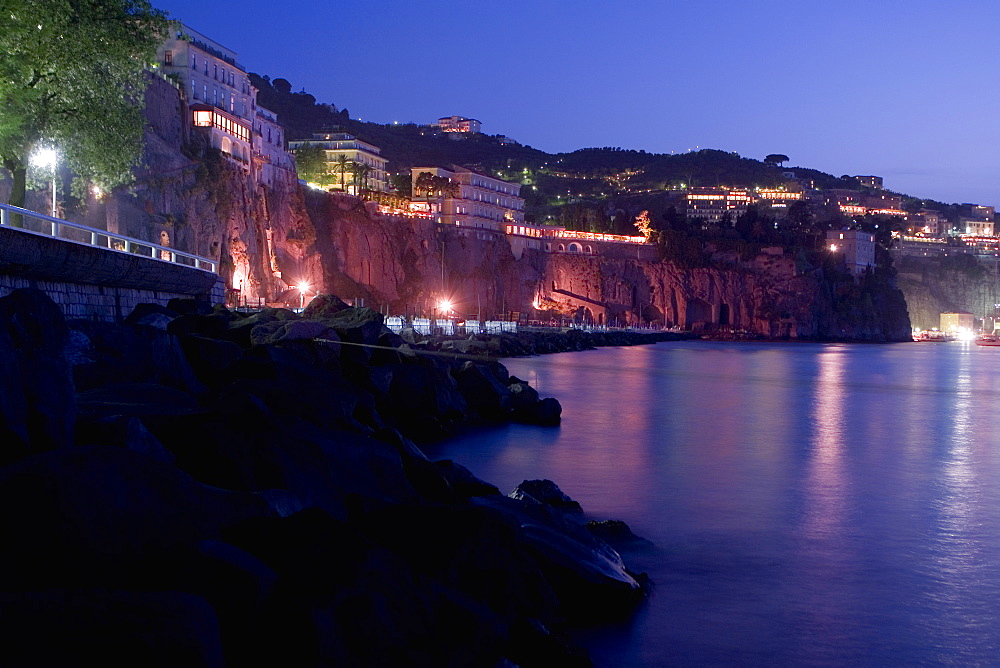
(0, 290), (648, 666)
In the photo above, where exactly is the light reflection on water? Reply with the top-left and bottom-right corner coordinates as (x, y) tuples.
(426, 341), (1000, 665)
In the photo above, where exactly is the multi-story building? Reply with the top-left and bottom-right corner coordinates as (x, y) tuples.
(827, 229), (876, 276)
(906, 209), (945, 237)
(253, 106), (293, 187)
(158, 22), (293, 184)
(410, 165), (523, 231)
(434, 116), (482, 133)
(940, 312), (974, 334)
(960, 218), (995, 236)
(854, 175), (884, 189)
(288, 132), (390, 193)
(685, 188), (750, 222)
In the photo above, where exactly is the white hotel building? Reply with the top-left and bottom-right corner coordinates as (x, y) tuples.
(410, 165), (524, 231)
(157, 22), (292, 184)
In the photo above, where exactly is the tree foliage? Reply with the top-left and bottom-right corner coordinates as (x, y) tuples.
(0, 0), (167, 206)
(292, 143), (335, 186)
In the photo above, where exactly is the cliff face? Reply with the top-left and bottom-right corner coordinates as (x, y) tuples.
(298, 192), (910, 340)
(32, 78), (908, 340)
(895, 254), (1000, 330)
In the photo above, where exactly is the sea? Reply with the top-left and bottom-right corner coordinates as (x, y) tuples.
(425, 340), (1000, 666)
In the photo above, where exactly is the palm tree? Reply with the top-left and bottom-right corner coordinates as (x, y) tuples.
(351, 162), (371, 194)
(334, 155), (350, 191)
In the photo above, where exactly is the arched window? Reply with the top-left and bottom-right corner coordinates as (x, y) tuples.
(568, 242), (582, 253)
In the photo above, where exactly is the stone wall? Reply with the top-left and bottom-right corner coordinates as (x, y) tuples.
(0, 226), (223, 322)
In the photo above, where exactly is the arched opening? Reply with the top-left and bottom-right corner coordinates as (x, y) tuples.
(642, 304), (664, 324)
(584, 245), (594, 255)
(221, 136), (232, 155)
(557, 244), (565, 252)
(719, 303), (731, 326)
(568, 242), (582, 254)
(685, 298), (713, 329)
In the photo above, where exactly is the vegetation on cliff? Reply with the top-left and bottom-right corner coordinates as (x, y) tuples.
(0, 0), (167, 208)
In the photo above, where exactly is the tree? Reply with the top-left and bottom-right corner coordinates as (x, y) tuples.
(292, 144), (335, 186)
(764, 154), (790, 167)
(351, 162), (371, 192)
(0, 0), (167, 208)
(334, 155), (351, 191)
(633, 210), (652, 240)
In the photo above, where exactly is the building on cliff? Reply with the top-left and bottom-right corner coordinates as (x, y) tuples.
(433, 116), (482, 133)
(410, 166), (523, 232)
(288, 132), (390, 193)
(685, 188), (751, 223)
(156, 22), (294, 187)
(827, 229), (876, 276)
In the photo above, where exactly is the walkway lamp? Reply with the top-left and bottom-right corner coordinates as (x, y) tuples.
(31, 147), (59, 218)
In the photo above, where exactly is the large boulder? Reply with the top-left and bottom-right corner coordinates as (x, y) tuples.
(0, 288), (74, 458)
(0, 590), (225, 667)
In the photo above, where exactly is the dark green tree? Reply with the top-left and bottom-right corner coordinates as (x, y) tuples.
(0, 0), (167, 208)
(292, 143), (335, 186)
(764, 154), (790, 167)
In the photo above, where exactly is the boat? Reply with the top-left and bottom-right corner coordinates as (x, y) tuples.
(975, 334), (1000, 346)
(913, 330), (955, 342)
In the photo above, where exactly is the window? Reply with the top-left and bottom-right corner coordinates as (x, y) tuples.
(164, 50), (172, 65)
(213, 64), (218, 80)
(191, 54), (196, 69)
(190, 79), (196, 98)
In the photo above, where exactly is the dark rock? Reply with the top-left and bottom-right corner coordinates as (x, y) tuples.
(301, 293), (352, 318)
(167, 312), (230, 339)
(510, 479), (583, 513)
(586, 519), (656, 552)
(0, 590), (225, 667)
(512, 397), (562, 426)
(76, 382), (202, 419)
(454, 361), (513, 420)
(124, 302), (179, 327)
(0, 288), (75, 457)
(508, 379), (540, 409)
(435, 459), (502, 498)
(167, 297), (214, 315)
(178, 334), (244, 384)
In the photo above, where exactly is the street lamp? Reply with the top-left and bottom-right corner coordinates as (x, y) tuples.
(295, 282), (310, 309)
(30, 147), (58, 218)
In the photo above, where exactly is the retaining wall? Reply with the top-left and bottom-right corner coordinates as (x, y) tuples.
(0, 227), (223, 322)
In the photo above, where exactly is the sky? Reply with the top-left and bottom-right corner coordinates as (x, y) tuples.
(154, 0), (1000, 207)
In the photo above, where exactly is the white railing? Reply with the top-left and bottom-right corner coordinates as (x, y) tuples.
(0, 203), (217, 273)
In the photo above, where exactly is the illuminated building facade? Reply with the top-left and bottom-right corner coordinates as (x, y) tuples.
(685, 188), (751, 222)
(854, 175), (884, 189)
(410, 165), (523, 231)
(158, 22), (293, 184)
(253, 106), (293, 187)
(827, 229), (876, 276)
(288, 133), (390, 193)
(940, 312), (974, 333)
(158, 23), (256, 166)
(434, 116), (482, 133)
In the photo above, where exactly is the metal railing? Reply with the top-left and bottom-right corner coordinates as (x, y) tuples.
(0, 203), (217, 273)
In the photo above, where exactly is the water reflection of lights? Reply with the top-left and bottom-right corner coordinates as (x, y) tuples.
(806, 349), (848, 540)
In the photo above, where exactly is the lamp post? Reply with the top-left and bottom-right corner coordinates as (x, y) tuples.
(30, 147), (58, 218)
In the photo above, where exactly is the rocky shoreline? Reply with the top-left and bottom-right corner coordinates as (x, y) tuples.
(0, 289), (658, 666)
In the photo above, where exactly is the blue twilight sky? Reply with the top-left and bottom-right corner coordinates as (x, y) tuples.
(153, 0), (1000, 207)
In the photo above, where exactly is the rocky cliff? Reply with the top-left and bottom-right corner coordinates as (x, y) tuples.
(28, 76), (909, 341)
(895, 253), (1000, 330)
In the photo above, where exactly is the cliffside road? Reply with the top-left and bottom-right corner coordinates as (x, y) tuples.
(0, 288), (647, 666)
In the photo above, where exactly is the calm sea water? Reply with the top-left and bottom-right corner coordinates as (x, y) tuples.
(426, 341), (1000, 666)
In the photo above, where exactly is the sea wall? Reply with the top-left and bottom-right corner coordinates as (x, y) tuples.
(0, 226), (223, 321)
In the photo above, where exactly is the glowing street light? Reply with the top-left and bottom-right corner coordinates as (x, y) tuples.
(293, 282), (310, 308)
(31, 147), (58, 218)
